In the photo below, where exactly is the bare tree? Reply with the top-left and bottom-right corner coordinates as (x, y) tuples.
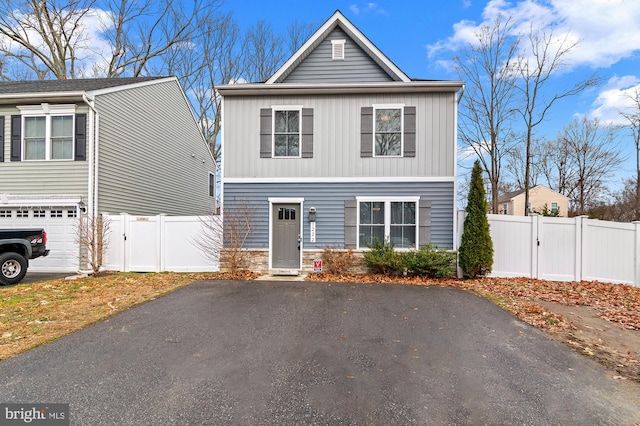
(0, 0), (97, 79)
(0, 0), (221, 80)
(557, 117), (622, 215)
(454, 16), (520, 213)
(192, 211), (223, 267)
(241, 20), (286, 83)
(514, 25), (599, 215)
(221, 198), (256, 271)
(286, 20), (316, 53)
(618, 87), (640, 219)
(163, 12), (241, 163)
(76, 214), (111, 274)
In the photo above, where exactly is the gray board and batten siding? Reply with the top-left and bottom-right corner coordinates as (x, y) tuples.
(95, 79), (216, 216)
(0, 104), (90, 197)
(222, 91), (457, 180)
(224, 181), (455, 249)
(282, 27), (395, 84)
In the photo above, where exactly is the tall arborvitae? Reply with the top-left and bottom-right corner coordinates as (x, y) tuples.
(459, 160), (493, 278)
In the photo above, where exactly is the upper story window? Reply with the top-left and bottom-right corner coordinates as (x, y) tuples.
(551, 202), (559, 214)
(374, 106), (403, 156)
(331, 39), (345, 60)
(260, 107), (313, 159)
(360, 105), (415, 158)
(273, 107), (301, 157)
(18, 104), (76, 161)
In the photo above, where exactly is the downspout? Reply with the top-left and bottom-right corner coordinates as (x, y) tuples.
(82, 94), (98, 217)
(453, 85), (464, 251)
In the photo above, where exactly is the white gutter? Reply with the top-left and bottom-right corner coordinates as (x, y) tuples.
(217, 81), (465, 96)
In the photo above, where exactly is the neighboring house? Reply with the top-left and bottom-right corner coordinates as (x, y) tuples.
(0, 77), (217, 272)
(497, 185), (569, 216)
(218, 10), (463, 274)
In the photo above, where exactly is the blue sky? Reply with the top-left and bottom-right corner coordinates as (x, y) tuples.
(227, 0), (640, 188)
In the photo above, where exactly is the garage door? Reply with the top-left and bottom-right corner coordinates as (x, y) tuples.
(0, 207), (80, 272)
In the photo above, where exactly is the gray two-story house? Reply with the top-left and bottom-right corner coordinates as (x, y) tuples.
(0, 77), (217, 271)
(219, 10), (463, 274)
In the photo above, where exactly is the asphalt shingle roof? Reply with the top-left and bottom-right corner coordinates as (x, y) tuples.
(0, 77), (167, 94)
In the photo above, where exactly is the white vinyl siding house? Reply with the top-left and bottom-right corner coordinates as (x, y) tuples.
(219, 10), (462, 274)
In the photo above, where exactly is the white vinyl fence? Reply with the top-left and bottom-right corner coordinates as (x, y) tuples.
(457, 212), (640, 287)
(103, 214), (220, 273)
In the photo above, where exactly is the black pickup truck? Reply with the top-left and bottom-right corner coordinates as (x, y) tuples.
(0, 229), (50, 285)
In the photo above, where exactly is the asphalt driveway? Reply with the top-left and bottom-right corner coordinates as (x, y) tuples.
(1, 280), (639, 425)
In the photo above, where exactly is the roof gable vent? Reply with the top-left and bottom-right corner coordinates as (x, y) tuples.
(331, 39), (345, 60)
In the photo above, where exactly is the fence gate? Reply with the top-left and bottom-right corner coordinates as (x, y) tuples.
(457, 211), (640, 286)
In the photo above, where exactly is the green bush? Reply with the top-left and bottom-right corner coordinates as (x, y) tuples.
(363, 239), (402, 274)
(403, 244), (456, 278)
(364, 239), (456, 278)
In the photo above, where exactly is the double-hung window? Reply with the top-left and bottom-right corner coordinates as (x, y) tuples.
(358, 197), (418, 249)
(273, 107), (301, 157)
(551, 202), (559, 214)
(19, 104), (76, 161)
(374, 105), (403, 157)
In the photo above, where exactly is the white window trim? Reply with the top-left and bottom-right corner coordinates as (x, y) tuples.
(371, 103), (404, 158)
(356, 196), (420, 250)
(18, 103), (76, 161)
(331, 39), (345, 60)
(271, 105), (302, 158)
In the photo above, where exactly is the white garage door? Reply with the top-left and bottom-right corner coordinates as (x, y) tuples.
(0, 207), (80, 272)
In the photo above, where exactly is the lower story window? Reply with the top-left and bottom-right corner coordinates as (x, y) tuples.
(358, 199), (417, 249)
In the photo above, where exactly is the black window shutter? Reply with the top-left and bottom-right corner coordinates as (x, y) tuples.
(360, 107), (373, 157)
(75, 113), (87, 161)
(344, 199), (357, 249)
(301, 108), (313, 158)
(0, 116), (4, 162)
(404, 106), (416, 157)
(418, 199), (431, 248)
(260, 108), (272, 158)
(10, 115), (21, 162)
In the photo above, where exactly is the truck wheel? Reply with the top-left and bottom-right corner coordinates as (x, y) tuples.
(0, 252), (28, 285)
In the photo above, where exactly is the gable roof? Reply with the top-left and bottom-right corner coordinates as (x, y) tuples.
(266, 10), (411, 84)
(0, 76), (171, 104)
(498, 185), (569, 203)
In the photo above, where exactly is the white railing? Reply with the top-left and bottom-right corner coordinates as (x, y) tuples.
(457, 211), (640, 287)
(103, 214), (220, 273)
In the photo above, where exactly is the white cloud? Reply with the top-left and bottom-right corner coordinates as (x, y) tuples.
(349, 2), (387, 16)
(590, 75), (640, 125)
(429, 0), (640, 69)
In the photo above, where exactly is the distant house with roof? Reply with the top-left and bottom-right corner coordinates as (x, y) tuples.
(497, 185), (569, 216)
(0, 76), (217, 272)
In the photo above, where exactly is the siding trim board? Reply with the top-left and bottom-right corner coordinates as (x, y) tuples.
(224, 177), (456, 183)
